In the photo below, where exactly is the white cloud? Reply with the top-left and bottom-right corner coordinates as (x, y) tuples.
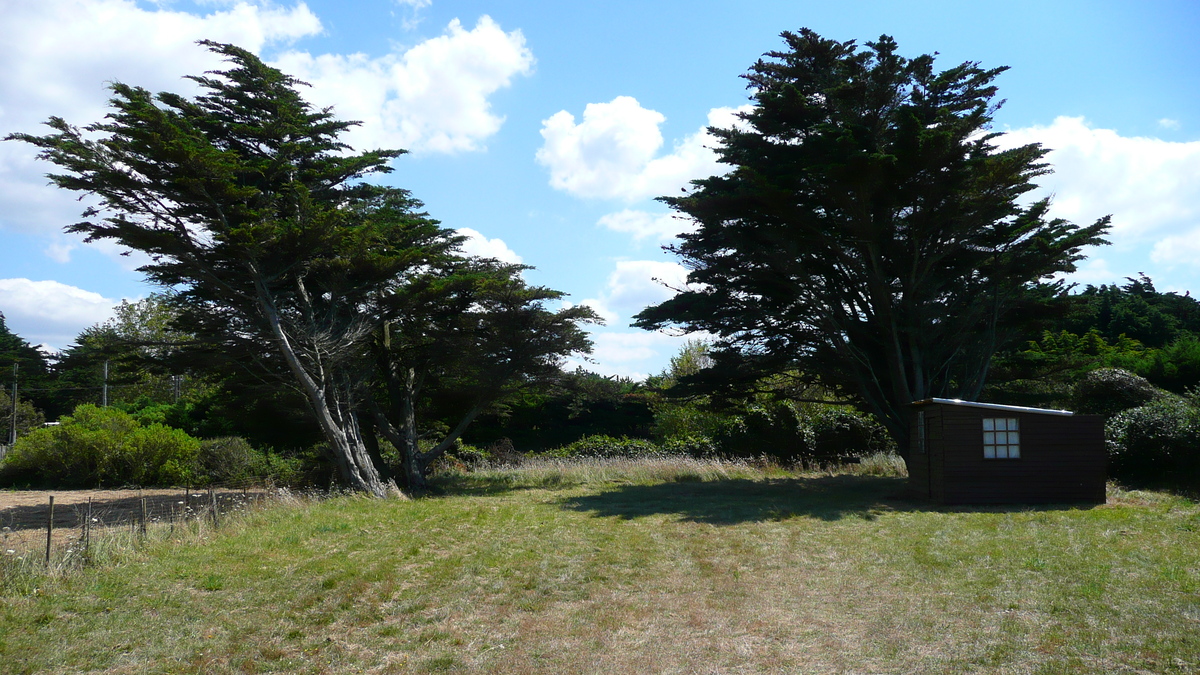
(1151, 227), (1200, 268)
(537, 98), (751, 201)
(996, 117), (1200, 251)
(43, 239), (77, 264)
(1060, 256), (1126, 287)
(0, 0), (323, 241)
(1158, 118), (1181, 131)
(273, 16), (534, 154)
(455, 227), (522, 264)
(565, 258), (713, 378)
(604, 260), (692, 312)
(581, 260), (693, 324)
(1, 3), (533, 254)
(597, 209), (696, 243)
(0, 279), (117, 349)
(563, 330), (689, 380)
(571, 258), (692, 346)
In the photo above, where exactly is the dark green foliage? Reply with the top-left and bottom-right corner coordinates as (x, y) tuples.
(0, 405), (199, 487)
(42, 295), (210, 419)
(0, 312), (54, 419)
(714, 402), (892, 464)
(805, 405), (896, 460)
(988, 275), (1200, 405)
(197, 436), (302, 485)
(1064, 275), (1200, 349)
(658, 435), (721, 457)
(548, 435), (662, 459)
(1073, 368), (1165, 417)
(634, 29), (1110, 450)
(0, 404), (301, 487)
(7, 41), (443, 494)
(371, 261), (598, 489)
(465, 368), (654, 452)
(1111, 335), (1200, 394)
(1106, 398), (1200, 490)
(9, 41), (594, 495)
(0, 389), (45, 442)
(717, 402), (814, 463)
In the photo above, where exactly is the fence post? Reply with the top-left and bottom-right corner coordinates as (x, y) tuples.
(84, 497), (92, 558)
(140, 497), (148, 536)
(209, 487), (219, 527)
(45, 495), (54, 565)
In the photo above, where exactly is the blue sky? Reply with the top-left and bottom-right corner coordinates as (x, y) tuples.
(1, 0), (1198, 377)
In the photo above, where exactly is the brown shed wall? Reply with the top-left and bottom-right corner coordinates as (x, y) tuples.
(908, 403), (1105, 505)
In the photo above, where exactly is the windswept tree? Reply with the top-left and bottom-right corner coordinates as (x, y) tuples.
(635, 30), (1110, 455)
(10, 42), (592, 494)
(372, 259), (597, 489)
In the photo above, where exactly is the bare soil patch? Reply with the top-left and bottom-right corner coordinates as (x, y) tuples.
(0, 488), (266, 555)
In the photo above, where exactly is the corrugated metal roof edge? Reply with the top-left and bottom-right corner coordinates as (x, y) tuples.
(910, 398), (1075, 416)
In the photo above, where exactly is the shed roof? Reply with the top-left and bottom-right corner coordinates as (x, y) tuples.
(910, 398), (1075, 416)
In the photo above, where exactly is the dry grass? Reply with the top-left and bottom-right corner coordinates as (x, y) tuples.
(0, 457), (1197, 674)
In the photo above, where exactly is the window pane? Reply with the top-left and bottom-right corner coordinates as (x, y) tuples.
(984, 432), (995, 444)
(983, 418), (995, 431)
(984, 445), (996, 458)
(1008, 418), (1019, 430)
(1009, 445), (1020, 458)
(1008, 431), (1021, 444)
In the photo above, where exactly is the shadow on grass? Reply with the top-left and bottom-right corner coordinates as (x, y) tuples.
(560, 475), (1100, 525)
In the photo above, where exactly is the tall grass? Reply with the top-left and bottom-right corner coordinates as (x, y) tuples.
(2, 457), (1197, 674)
(0, 487), (316, 594)
(439, 451), (908, 491)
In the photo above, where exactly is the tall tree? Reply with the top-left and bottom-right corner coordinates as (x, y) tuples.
(634, 30), (1110, 454)
(0, 312), (52, 424)
(9, 42), (457, 495)
(370, 260), (597, 489)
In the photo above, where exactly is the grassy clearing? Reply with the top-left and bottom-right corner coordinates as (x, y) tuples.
(0, 455), (1197, 674)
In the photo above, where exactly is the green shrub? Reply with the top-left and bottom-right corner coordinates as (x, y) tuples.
(196, 436), (303, 484)
(716, 402), (814, 463)
(548, 434), (661, 459)
(659, 435), (720, 457)
(802, 405), (895, 461)
(1073, 368), (1164, 417)
(0, 405), (200, 487)
(198, 436), (257, 482)
(1106, 398), (1200, 489)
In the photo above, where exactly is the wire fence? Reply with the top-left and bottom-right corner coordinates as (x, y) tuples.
(0, 478), (288, 570)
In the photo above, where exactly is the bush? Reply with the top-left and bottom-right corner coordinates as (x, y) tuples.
(1073, 368), (1164, 417)
(0, 405), (199, 487)
(716, 402), (814, 463)
(659, 435), (720, 457)
(802, 405), (895, 461)
(548, 434), (662, 459)
(197, 436), (302, 484)
(1106, 397), (1200, 489)
(712, 402), (891, 465)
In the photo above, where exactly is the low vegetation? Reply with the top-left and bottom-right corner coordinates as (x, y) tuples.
(2, 457), (1197, 674)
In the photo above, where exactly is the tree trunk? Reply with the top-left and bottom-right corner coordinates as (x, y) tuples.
(372, 366), (488, 494)
(254, 276), (393, 496)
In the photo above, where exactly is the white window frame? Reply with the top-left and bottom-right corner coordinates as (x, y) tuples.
(983, 417), (1020, 459)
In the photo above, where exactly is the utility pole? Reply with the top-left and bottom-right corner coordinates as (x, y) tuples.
(9, 363), (17, 446)
(102, 360), (109, 407)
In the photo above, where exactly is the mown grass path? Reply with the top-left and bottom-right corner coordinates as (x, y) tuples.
(1, 461), (1198, 674)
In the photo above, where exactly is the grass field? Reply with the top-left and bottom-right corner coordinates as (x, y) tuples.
(1, 455), (1198, 674)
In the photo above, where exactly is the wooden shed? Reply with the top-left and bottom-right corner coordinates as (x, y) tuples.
(907, 398), (1106, 505)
